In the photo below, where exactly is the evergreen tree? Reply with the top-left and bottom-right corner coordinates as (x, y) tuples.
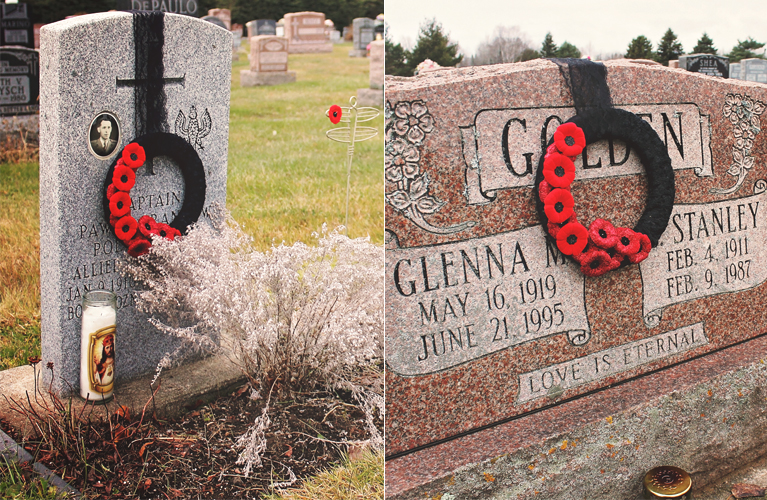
(727, 38), (766, 62)
(556, 41), (581, 58)
(541, 32), (558, 58)
(655, 28), (684, 66)
(408, 19), (463, 74)
(625, 36), (654, 60)
(385, 24), (411, 77)
(517, 48), (541, 62)
(692, 33), (717, 54)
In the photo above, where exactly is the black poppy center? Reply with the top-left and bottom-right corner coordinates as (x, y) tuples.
(130, 153), (138, 161)
(555, 202), (564, 213)
(333, 111), (338, 118)
(565, 136), (575, 146)
(144, 223), (151, 230)
(120, 174), (128, 183)
(159, 230), (167, 237)
(590, 259), (601, 269)
(555, 166), (565, 177)
(122, 224), (130, 233)
(116, 201), (124, 209)
(566, 234), (577, 245)
(621, 236), (630, 246)
(599, 229), (607, 239)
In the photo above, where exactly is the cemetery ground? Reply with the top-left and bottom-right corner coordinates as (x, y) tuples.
(0, 40), (384, 499)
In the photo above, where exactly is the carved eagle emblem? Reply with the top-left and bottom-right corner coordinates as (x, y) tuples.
(175, 106), (212, 151)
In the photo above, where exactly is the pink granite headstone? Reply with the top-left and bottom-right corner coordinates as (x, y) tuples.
(207, 8), (231, 30)
(240, 35), (295, 87)
(385, 59), (767, 497)
(283, 11), (332, 53)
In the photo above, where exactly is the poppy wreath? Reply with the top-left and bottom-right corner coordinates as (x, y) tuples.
(535, 109), (675, 277)
(103, 132), (206, 257)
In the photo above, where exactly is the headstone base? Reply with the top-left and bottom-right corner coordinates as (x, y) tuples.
(288, 42), (332, 53)
(356, 88), (383, 107)
(348, 48), (367, 57)
(240, 70), (296, 87)
(0, 114), (38, 147)
(385, 334), (767, 499)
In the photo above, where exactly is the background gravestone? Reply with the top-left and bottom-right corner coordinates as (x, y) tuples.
(241, 35), (295, 87)
(742, 58), (767, 83)
(679, 53), (729, 78)
(246, 19), (275, 37)
(356, 39), (382, 106)
(349, 17), (374, 57)
(2, 3), (33, 48)
(231, 24), (242, 61)
(116, 0), (198, 16)
(0, 46), (39, 147)
(731, 62), (741, 80)
(283, 11), (332, 53)
(385, 59), (767, 499)
(207, 8), (230, 30)
(39, 12), (231, 394)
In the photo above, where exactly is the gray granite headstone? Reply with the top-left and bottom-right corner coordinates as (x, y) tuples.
(246, 19), (276, 37)
(731, 62), (741, 80)
(116, 0), (198, 17)
(349, 17), (374, 57)
(0, 47), (38, 116)
(742, 58), (767, 84)
(2, 3), (33, 48)
(39, 12), (231, 394)
(678, 53), (729, 78)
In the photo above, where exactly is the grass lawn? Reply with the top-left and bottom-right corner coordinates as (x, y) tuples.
(0, 40), (383, 367)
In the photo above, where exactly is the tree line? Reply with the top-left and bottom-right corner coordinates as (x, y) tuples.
(387, 20), (767, 77)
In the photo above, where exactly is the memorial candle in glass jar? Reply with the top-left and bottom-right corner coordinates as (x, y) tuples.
(80, 290), (116, 401)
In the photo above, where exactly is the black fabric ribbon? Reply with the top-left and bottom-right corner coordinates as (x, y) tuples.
(132, 11), (167, 135)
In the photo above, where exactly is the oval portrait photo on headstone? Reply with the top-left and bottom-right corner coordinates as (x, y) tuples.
(88, 112), (120, 158)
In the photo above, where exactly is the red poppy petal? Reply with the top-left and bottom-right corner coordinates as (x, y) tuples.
(547, 213), (577, 239)
(127, 236), (151, 257)
(554, 122), (586, 157)
(115, 215), (138, 241)
(543, 153), (576, 188)
(538, 180), (553, 202)
(627, 233), (652, 263)
(109, 214), (120, 227)
(580, 248), (622, 277)
(328, 104), (342, 124)
(107, 183), (117, 200)
(113, 165), (136, 191)
(138, 215), (159, 238)
(122, 143), (146, 169)
(109, 192), (131, 217)
(556, 222), (588, 255)
(156, 223), (176, 240)
(615, 227), (641, 255)
(588, 219), (620, 249)
(544, 189), (575, 223)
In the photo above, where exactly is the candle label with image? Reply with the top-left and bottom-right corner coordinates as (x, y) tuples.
(88, 325), (115, 393)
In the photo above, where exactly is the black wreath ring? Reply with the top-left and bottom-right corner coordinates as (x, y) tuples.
(103, 132), (206, 255)
(534, 108), (675, 276)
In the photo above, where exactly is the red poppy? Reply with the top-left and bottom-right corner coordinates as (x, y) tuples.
(109, 214), (120, 227)
(114, 215), (138, 241)
(547, 213), (577, 239)
(127, 236), (151, 257)
(138, 215), (159, 238)
(589, 219), (619, 249)
(627, 233), (652, 263)
(538, 179), (553, 202)
(556, 221), (588, 255)
(109, 191), (131, 217)
(614, 227), (641, 255)
(116, 157), (126, 169)
(106, 183), (117, 200)
(546, 143), (560, 156)
(543, 153), (575, 188)
(544, 188), (574, 223)
(579, 247), (622, 277)
(554, 122), (586, 157)
(113, 165), (136, 191)
(156, 223), (180, 240)
(122, 142), (146, 169)
(328, 105), (342, 124)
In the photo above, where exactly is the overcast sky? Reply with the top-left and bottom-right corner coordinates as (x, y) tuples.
(384, 0), (767, 60)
